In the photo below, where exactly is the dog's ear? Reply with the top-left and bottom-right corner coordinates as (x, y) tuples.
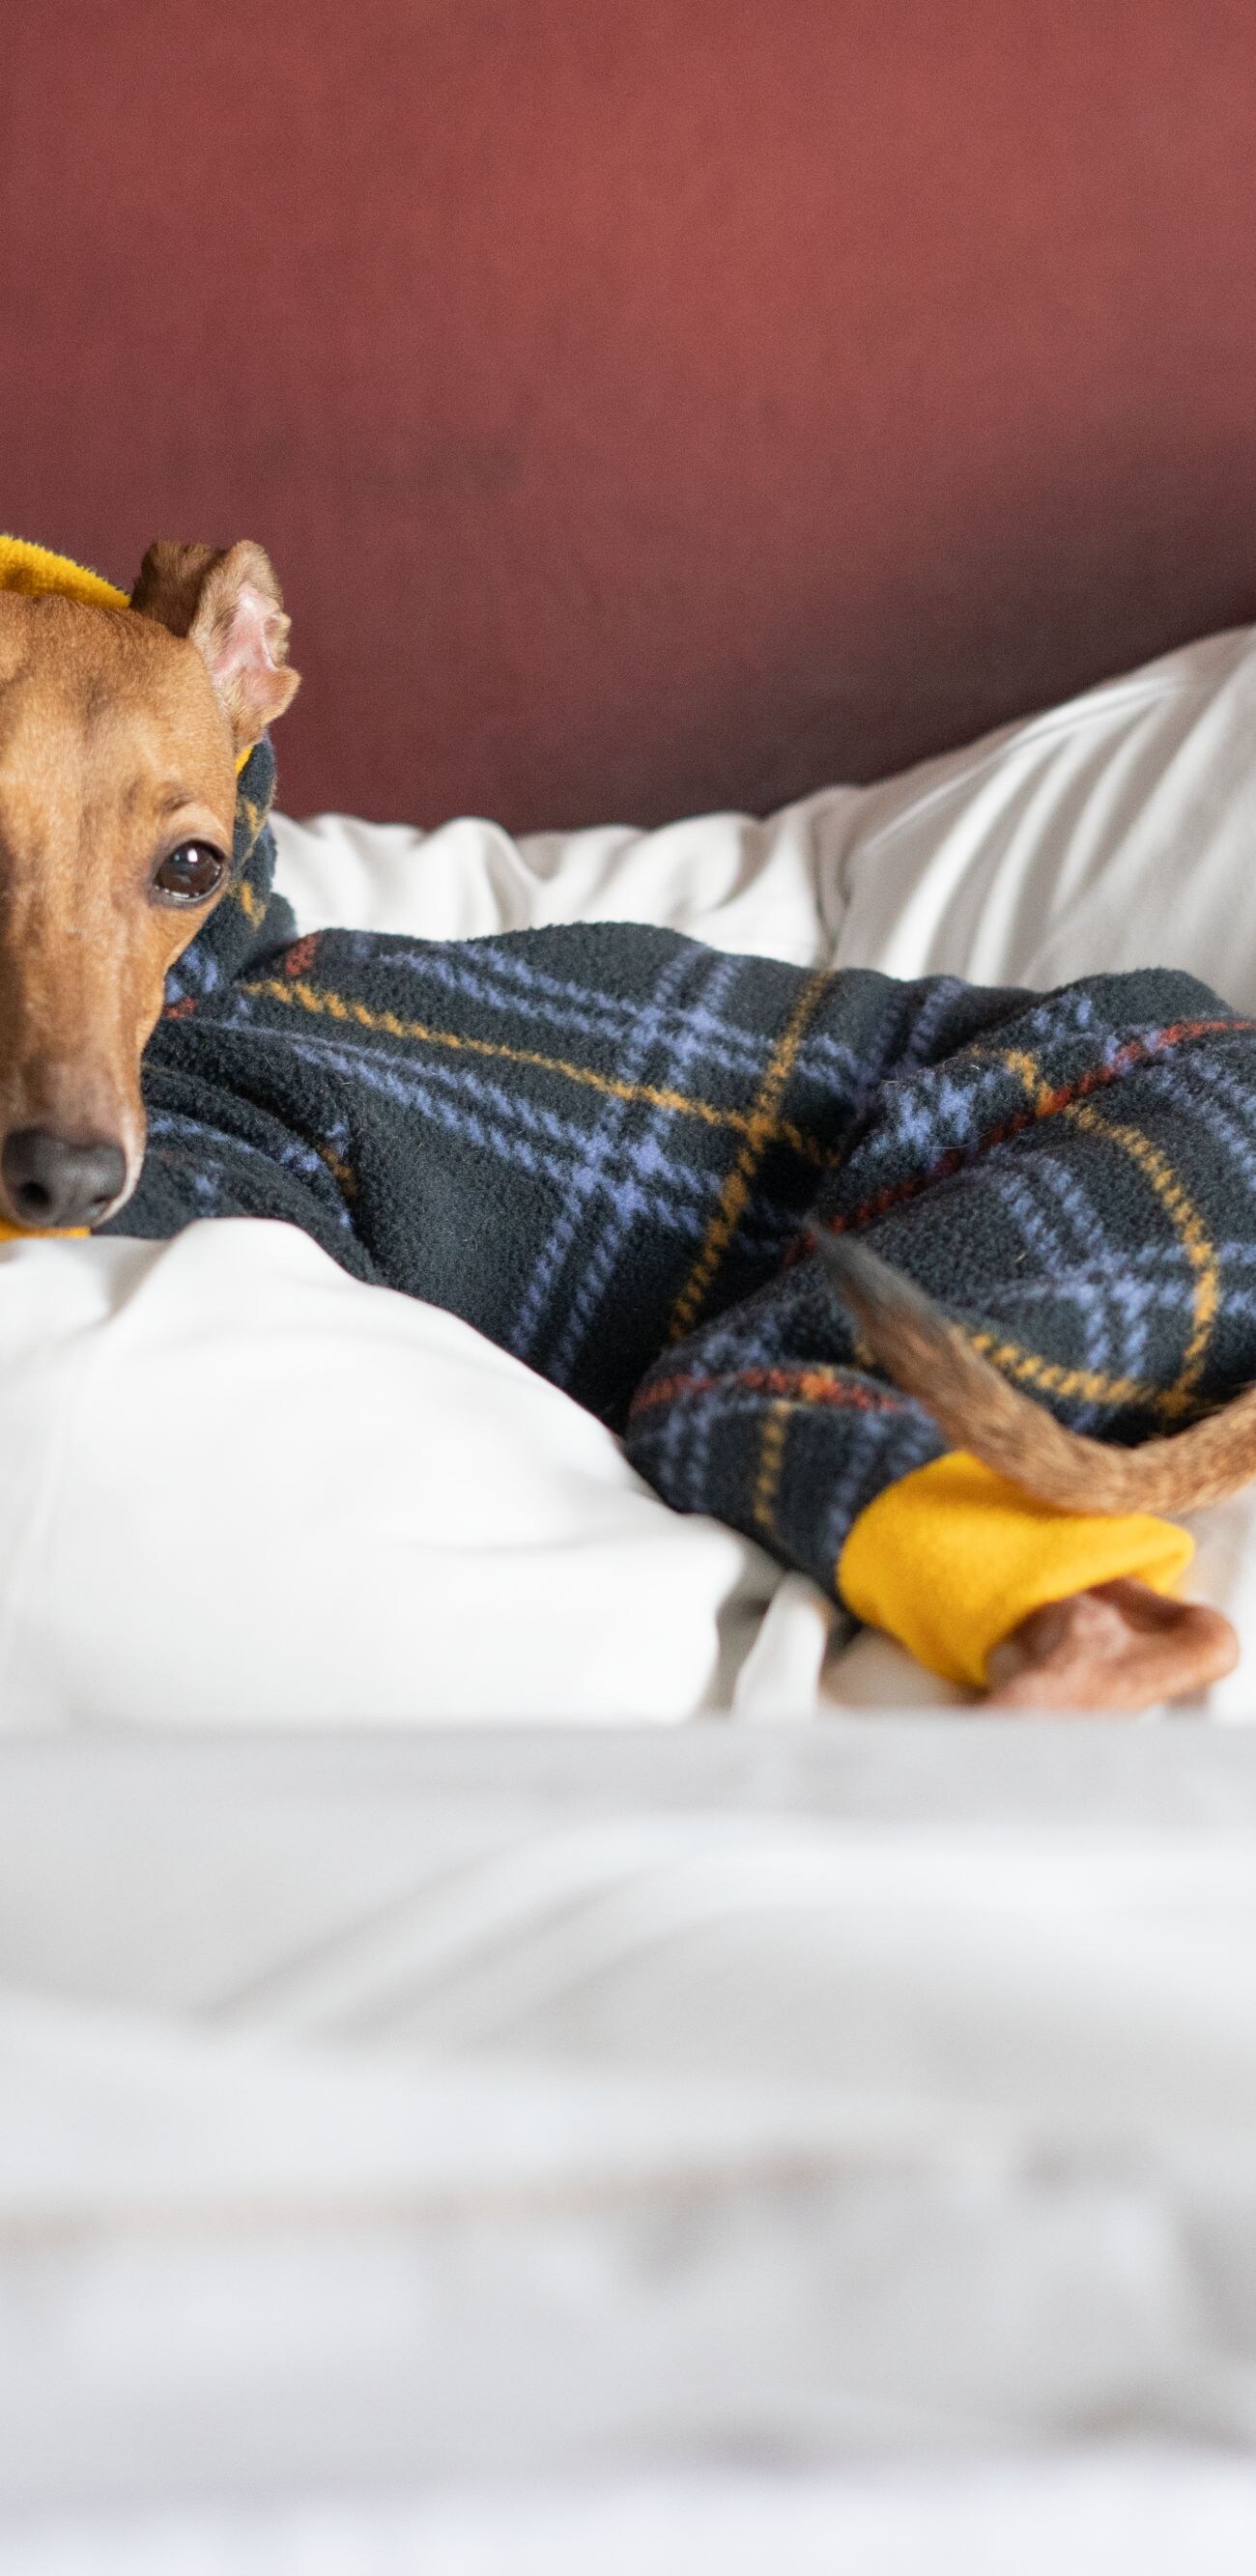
(130, 540), (300, 751)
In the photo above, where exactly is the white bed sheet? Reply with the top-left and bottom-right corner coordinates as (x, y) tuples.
(12, 2455), (1256, 2576)
(1, 1725), (1255, 2561)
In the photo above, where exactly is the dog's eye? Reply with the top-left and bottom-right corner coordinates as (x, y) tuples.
(153, 841), (227, 905)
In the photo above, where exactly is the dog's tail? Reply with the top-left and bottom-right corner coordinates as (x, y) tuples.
(814, 1230), (1256, 1515)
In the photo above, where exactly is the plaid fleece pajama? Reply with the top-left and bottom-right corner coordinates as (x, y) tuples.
(104, 742), (1256, 1616)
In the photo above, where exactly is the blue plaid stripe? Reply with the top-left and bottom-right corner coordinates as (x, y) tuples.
(509, 947), (708, 1375)
(536, 948), (747, 1385)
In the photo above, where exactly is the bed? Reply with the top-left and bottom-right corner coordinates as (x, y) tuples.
(8, 0), (1256, 2562)
(7, 625), (1256, 1723)
(3, 637), (1256, 2570)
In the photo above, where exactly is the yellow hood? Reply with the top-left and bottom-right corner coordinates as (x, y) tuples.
(0, 533), (128, 612)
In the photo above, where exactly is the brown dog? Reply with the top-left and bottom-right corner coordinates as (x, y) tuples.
(0, 540), (297, 1230)
(0, 541), (1236, 1713)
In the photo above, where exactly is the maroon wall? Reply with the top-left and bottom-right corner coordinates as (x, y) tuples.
(4, 2), (1256, 827)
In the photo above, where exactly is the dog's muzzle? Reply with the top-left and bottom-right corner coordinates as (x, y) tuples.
(0, 1128), (128, 1230)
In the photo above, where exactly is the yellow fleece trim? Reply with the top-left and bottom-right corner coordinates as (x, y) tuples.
(0, 1225), (89, 1243)
(0, 533), (128, 612)
(837, 1450), (1195, 1689)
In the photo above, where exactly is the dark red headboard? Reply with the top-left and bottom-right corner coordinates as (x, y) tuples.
(6, 2), (1255, 827)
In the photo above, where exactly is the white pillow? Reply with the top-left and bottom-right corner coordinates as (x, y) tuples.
(832, 626), (1256, 1002)
(270, 788), (861, 966)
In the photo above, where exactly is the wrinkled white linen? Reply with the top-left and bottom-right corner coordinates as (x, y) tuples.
(0, 1225), (776, 1724)
(11, 2455), (1256, 2576)
(271, 788), (861, 964)
(1, 1724), (1255, 2531)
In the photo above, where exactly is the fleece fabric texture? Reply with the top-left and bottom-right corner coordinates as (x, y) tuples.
(94, 745), (1254, 1660)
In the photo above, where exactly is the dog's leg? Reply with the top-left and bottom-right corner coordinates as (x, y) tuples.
(985, 1578), (1238, 1711)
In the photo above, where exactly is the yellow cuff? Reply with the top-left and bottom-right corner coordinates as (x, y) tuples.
(837, 1450), (1195, 1689)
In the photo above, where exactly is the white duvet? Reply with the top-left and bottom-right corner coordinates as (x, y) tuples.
(3, 1723), (1256, 2559)
(7, 625), (1256, 1721)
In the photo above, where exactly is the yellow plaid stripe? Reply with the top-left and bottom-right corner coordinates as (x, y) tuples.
(669, 970), (829, 1340)
(753, 1401), (790, 1542)
(976, 1049), (1221, 1417)
(238, 973), (832, 1159)
(234, 877), (267, 926)
(967, 1329), (1203, 1424)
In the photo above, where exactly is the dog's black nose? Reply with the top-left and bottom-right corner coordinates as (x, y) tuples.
(1, 1130), (128, 1229)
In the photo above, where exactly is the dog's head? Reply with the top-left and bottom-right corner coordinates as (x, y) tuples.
(0, 538), (299, 1231)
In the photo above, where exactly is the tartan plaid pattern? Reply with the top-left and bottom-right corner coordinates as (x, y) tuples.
(104, 751), (1256, 1604)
